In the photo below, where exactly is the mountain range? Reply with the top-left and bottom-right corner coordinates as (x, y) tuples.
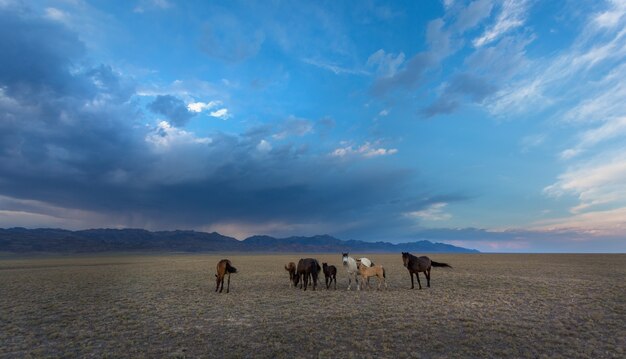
(0, 228), (479, 254)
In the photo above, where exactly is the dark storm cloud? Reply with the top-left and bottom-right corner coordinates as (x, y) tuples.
(0, 6), (469, 238)
(0, 6), (85, 99)
(148, 95), (195, 127)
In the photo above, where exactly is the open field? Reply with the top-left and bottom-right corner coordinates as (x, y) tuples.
(1, 253), (624, 358)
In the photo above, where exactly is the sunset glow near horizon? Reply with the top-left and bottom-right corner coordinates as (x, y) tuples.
(1, 0), (625, 252)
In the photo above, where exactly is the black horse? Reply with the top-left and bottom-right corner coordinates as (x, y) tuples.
(401, 252), (451, 289)
(293, 258), (321, 291)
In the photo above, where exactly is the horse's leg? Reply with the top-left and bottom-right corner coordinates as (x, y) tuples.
(416, 272), (422, 289)
(226, 273), (231, 293)
(219, 275), (224, 293)
(334, 275), (337, 290)
(215, 275), (220, 292)
(426, 267), (431, 288)
(410, 272), (414, 289)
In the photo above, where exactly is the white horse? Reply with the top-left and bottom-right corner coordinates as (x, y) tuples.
(342, 252), (359, 290)
(342, 253), (374, 290)
(358, 257), (374, 267)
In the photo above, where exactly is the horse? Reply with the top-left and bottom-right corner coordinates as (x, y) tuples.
(215, 259), (237, 293)
(357, 262), (387, 290)
(356, 257), (374, 285)
(401, 252), (452, 289)
(341, 253), (361, 290)
(322, 263), (337, 290)
(293, 258), (321, 291)
(284, 262), (296, 287)
(358, 257), (374, 267)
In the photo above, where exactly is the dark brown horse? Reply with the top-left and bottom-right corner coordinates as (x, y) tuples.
(284, 262), (296, 287)
(293, 258), (321, 291)
(401, 252), (451, 289)
(215, 259), (237, 293)
(322, 263), (337, 290)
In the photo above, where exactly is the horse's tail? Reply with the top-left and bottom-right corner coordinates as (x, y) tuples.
(431, 261), (452, 268)
(226, 262), (238, 273)
(284, 264), (290, 271)
(382, 267), (386, 278)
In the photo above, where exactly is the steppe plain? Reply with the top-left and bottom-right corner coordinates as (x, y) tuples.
(1, 253), (624, 358)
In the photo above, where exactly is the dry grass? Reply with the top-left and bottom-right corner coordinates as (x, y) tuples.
(1, 253), (624, 358)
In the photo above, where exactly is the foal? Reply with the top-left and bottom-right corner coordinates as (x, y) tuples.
(357, 263), (387, 290)
(215, 259), (237, 293)
(322, 263), (337, 290)
(284, 262), (296, 287)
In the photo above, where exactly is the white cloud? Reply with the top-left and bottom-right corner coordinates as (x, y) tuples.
(485, 5), (626, 118)
(302, 58), (369, 75)
(145, 121), (212, 150)
(532, 206), (626, 236)
(187, 101), (230, 120)
(209, 108), (230, 120)
(544, 149), (626, 214)
(593, 0), (626, 29)
(331, 141), (398, 158)
(187, 101), (220, 113)
(473, 0), (529, 47)
(405, 202), (452, 221)
(561, 116), (626, 159)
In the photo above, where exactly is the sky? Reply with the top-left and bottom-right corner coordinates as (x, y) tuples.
(0, 0), (625, 252)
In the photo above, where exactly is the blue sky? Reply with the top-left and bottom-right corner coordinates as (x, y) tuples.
(1, 0), (625, 252)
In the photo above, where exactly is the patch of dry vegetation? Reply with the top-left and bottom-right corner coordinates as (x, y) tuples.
(1, 253), (624, 358)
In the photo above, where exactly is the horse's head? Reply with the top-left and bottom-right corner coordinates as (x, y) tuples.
(342, 253), (349, 266)
(401, 252), (409, 268)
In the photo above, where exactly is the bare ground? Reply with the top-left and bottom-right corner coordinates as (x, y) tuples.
(1, 253), (624, 358)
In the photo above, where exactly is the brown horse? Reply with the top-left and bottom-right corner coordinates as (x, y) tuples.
(293, 258), (321, 291)
(322, 263), (337, 290)
(284, 262), (296, 287)
(356, 262), (387, 290)
(401, 252), (451, 289)
(215, 259), (237, 293)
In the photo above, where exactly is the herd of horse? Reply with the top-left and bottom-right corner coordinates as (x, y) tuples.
(215, 252), (452, 293)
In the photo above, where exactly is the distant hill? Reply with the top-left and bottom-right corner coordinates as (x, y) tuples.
(0, 228), (479, 254)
